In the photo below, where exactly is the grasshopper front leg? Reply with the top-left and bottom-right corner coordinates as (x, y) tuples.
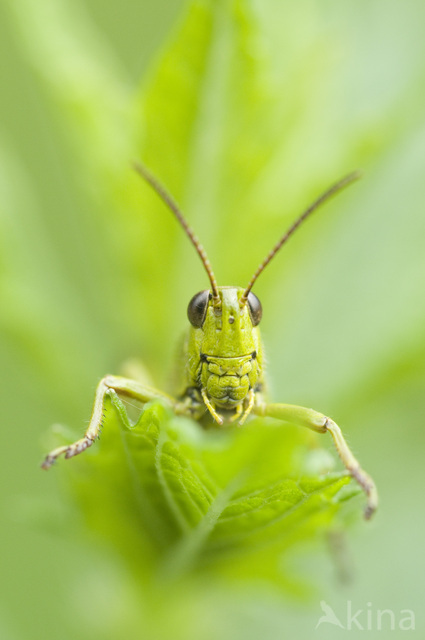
(41, 375), (176, 469)
(253, 402), (378, 519)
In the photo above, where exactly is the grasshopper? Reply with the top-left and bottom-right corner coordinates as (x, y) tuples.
(42, 163), (378, 519)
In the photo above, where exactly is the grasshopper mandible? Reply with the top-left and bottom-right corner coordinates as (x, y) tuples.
(42, 163), (378, 519)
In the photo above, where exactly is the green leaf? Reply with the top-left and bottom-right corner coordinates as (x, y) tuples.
(49, 397), (358, 588)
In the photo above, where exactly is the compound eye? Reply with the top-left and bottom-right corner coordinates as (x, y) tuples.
(247, 291), (262, 326)
(187, 290), (211, 327)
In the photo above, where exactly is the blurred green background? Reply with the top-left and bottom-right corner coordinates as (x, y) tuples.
(1, 0), (425, 638)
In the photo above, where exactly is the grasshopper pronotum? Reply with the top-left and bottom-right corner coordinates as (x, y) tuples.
(42, 164), (377, 519)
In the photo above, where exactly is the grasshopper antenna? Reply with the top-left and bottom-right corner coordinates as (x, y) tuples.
(133, 161), (220, 304)
(240, 170), (362, 305)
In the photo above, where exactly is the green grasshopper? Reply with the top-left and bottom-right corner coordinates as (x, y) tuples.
(42, 163), (378, 519)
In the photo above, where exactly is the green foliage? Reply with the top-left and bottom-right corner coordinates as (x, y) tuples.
(33, 0), (364, 594)
(4, 0), (425, 637)
(48, 398), (356, 588)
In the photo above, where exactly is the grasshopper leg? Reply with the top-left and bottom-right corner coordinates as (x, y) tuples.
(41, 375), (175, 469)
(253, 402), (378, 519)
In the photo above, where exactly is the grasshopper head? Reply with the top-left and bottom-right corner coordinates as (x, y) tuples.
(186, 286), (263, 412)
(187, 286), (262, 358)
(187, 286), (262, 330)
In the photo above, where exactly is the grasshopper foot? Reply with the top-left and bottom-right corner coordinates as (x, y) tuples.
(349, 466), (378, 520)
(41, 436), (95, 470)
